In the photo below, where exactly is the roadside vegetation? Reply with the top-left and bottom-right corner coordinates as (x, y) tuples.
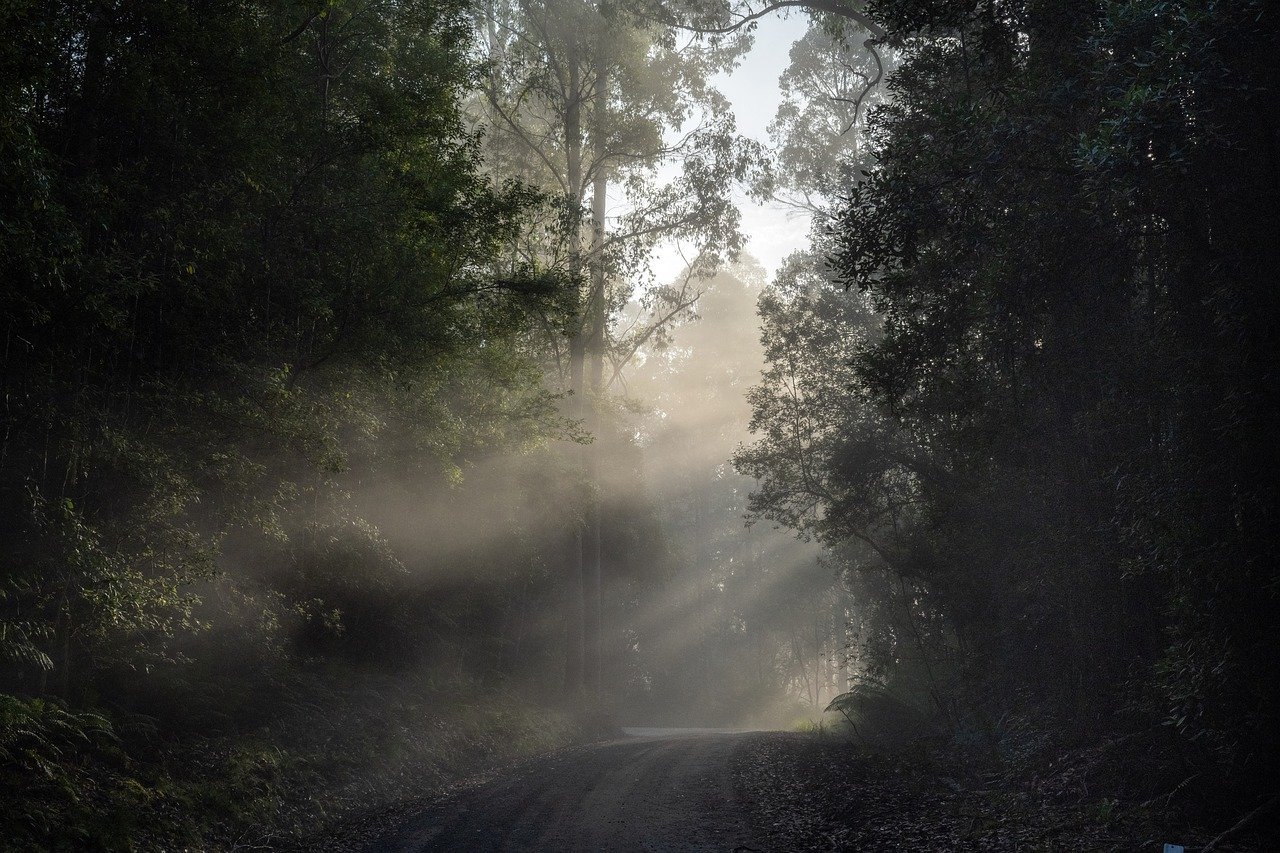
(733, 0), (1279, 845)
(1, 0), (1276, 848)
(0, 0), (588, 847)
(2, 675), (582, 850)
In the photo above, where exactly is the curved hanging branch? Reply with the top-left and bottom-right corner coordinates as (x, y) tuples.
(634, 0), (886, 39)
(830, 37), (885, 135)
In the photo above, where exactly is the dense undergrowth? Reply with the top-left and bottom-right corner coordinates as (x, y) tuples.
(0, 672), (583, 851)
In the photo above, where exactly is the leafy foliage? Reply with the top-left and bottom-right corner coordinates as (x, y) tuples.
(743, 0), (1280, 818)
(0, 0), (586, 844)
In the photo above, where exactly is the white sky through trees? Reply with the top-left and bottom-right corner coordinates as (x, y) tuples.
(650, 13), (812, 284)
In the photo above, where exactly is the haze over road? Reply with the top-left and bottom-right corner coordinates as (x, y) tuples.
(369, 729), (767, 852)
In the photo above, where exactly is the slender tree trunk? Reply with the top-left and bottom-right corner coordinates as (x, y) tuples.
(562, 40), (586, 697)
(584, 49), (609, 698)
(824, 603), (836, 701)
(69, 7), (108, 176)
(789, 632), (813, 708)
(812, 607), (823, 709)
(838, 595), (848, 691)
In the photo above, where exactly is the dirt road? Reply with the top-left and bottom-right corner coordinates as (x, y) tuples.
(367, 728), (767, 852)
(360, 727), (1272, 853)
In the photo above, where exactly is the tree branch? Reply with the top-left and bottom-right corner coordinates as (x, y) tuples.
(653, 0), (886, 40)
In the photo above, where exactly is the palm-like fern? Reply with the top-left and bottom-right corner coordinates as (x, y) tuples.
(0, 584), (53, 673)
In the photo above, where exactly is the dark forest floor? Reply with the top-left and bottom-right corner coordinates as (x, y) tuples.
(734, 732), (1272, 852)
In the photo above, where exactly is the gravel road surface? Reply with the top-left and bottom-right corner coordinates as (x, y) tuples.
(367, 728), (767, 852)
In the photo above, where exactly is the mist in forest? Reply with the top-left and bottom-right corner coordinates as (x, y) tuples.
(3, 0), (1277, 848)
(618, 261), (837, 726)
(254, 257), (847, 729)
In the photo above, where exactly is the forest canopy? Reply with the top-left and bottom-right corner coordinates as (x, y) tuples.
(1, 0), (1277, 848)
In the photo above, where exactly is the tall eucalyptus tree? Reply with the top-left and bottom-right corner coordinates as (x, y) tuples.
(473, 0), (769, 694)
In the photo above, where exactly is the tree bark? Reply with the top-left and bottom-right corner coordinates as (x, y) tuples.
(562, 37), (586, 697)
(584, 49), (609, 696)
